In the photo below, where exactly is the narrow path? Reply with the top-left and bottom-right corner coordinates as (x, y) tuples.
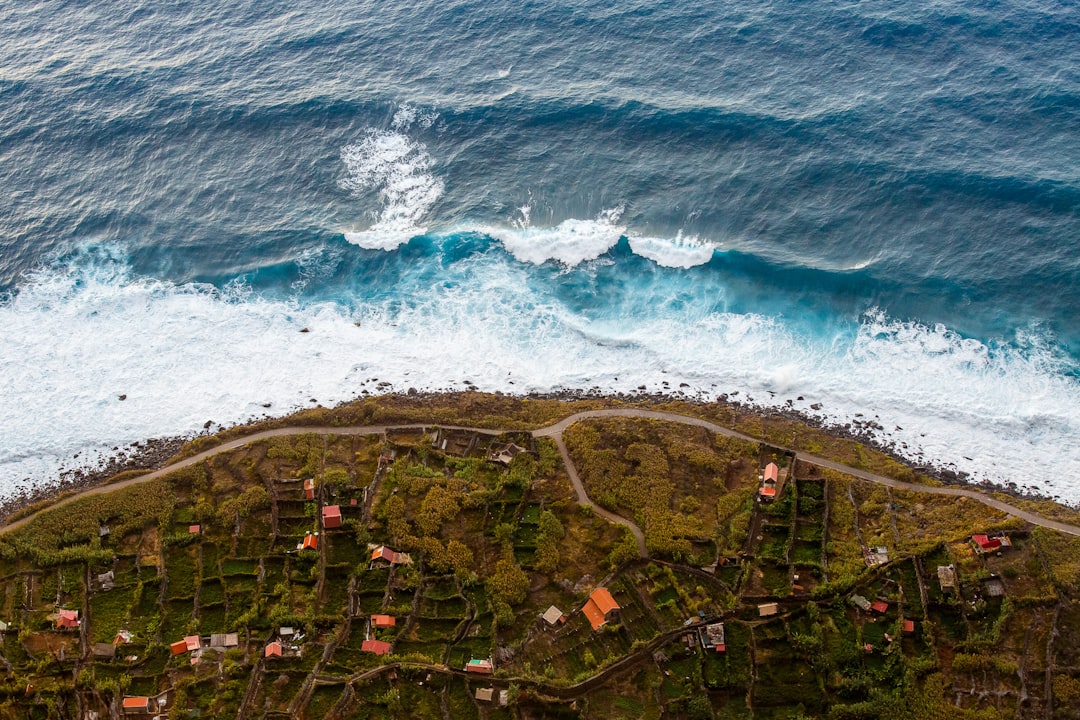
(5, 409), (1079, 539)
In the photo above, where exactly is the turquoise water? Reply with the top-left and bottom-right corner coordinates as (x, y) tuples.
(1, 1), (1078, 500)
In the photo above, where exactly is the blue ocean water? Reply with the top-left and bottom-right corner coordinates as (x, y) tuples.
(1, 0), (1078, 500)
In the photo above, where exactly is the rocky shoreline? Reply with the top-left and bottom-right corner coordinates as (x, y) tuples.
(0, 388), (1063, 523)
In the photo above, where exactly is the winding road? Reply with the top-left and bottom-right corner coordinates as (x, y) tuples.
(4, 409), (1079, 542)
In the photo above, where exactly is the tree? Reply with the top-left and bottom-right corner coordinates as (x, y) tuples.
(534, 510), (564, 575)
(488, 558), (529, 607)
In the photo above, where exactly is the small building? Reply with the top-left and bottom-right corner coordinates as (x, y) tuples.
(972, 534), (1011, 554)
(849, 595), (872, 611)
(303, 478), (315, 500)
(864, 546), (889, 567)
(210, 633), (239, 650)
(903, 619), (915, 635)
(466, 658), (493, 674)
(0, 620), (9, 632)
(371, 615), (396, 629)
(97, 570), (115, 591)
(542, 605), (566, 626)
(188, 525), (201, 535)
(361, 639), (392, 656)
(488, 442), (527, 465)
(184, 636), (201, 652)
(757, 602), (780, 617)
(265, 642), (282, 658)
(582, 587), (620, 631)
(475, 687), (495, 702)
(323, 505), (342, 529)
(370, 545), (412, 566)
(871, 601), (889, 614)
(170, 640), (188, 656)
(93, 643), (117, 659)
(122, 696), (150, 714)
(279, 627), (295, 639)
(937, 565), (958, 593)
(298, 532), (319, 551)
(699, 622), (726, 652)
(56, 609), (79, 629)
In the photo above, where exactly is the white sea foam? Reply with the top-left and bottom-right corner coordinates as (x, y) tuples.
(482, 206), (626, 266)
(627, 232), (715, 268)
(2, 249), (1080, 503)
(341, 106), (443, 251)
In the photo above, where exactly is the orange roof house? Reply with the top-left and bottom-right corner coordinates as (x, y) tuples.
(299, 532), (319, 551)
(371, 545), (412, 565)
(323, 505), (342, 529)
(361, 639), (392, 655)
(582, 587), (620, 631)
(265, 642), (283, 658)
(122, 696), (150, 712)
(303, 478), (315, 500)
(764, 463), (779, 482)
(184, 636), (201, 652)
(465, 658), (493, 674)
(371, 614), (396, 628)
(56, 609), (79, 629)
(170, 640), (188, 655)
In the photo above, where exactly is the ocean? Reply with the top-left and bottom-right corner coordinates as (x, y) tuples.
(1, 0), (1078, 501)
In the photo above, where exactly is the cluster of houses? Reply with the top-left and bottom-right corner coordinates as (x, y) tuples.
(170, 633), (240, 664)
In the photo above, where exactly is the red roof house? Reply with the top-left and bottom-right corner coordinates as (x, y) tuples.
(465, 658), (493, 674)
(361, 639), (392, 655)
(122, 696), (150, 712)
(371, 614), (396, 628)
(56, 609), (79, 629)
(323, 505), (342, 529)
(903, 619), (915, 635)
(582, 587), (621, 631)
(764, 463), (779, 482)
(972, 534), (1000, 552)
(303, 478), (315, 500)
(184, 635), (201, 652)
(188, 525), (201, 534)
(265, 642), (282, 658)
(370, 545), (412, 565)
(870, 601), (889, 614)
(300, 533), (319, 551)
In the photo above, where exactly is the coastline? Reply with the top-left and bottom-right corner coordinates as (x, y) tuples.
(1, 388), (1071, 525)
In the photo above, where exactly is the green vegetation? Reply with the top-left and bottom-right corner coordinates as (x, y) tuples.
(0, 393), (1075, 719)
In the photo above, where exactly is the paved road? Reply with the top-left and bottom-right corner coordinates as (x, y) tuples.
(5, 409), (1079, 539)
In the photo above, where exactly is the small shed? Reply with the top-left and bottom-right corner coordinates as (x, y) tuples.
(122, 696), (150, 714)
(903, 619), (915, 635)
(184, 636), (201, 652)
(170, 640), (188, 655)
(871, 601), (889, 614)
(93, 643), (117, 659)
(757, 603), (780, 617)
(371, 615), (396, 629)
(56, 609), (79, 629)
(466, 658), (493, 674)
(849, 595), (872, 612)
(265, 642), (282, 658)
(937, 565), (957, 592)
(322, 505), (342, 529)
(542, 605), (566, 626)
(299, 533), (319, 551)
(188, 525), (201, 535)
(303, 478), (315, 500)
(475, 688), (495, 702)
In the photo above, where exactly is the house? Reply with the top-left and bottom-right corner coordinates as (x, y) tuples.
(97, 570), (115, 591)
(581, 587), (620, 631)
(298, 532), (319, 551)
(759, 462), (779, 499)
(466, 658), (493, 674)
(93, 643), (116, 659)
(184, 636), (201, 652)
(903, 619), (915, 635)
(972, 534), (1012, 554)
(937, 565), (958, 593)
(188, 525), (201, 535)
(871, 601), (889, 614)
(304, 478), (315, 500)
(699, 622), (726, 652)
(210, 633), (239, 650)
(370, 545), (412, 566)
(122, 696), (150, 714)
(542, 605), (566, 626)
(265, 642), (282, 658)
(849, 595), (872, 611)
(371, 615), (396, 629)
(279, 627), (296, 639)
(56, 609), (79, 629)
(170, 640), (188, 655)
(475, 688), (495, 702)
(757, 602), (780, 617)
(864, 546), (889, 566)
(323, 505), (342, 529)
(361, 639), (392, 656)
(488, 442), (527, 465)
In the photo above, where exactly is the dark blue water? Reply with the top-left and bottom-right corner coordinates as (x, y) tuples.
(1, 0), (1078, 500)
